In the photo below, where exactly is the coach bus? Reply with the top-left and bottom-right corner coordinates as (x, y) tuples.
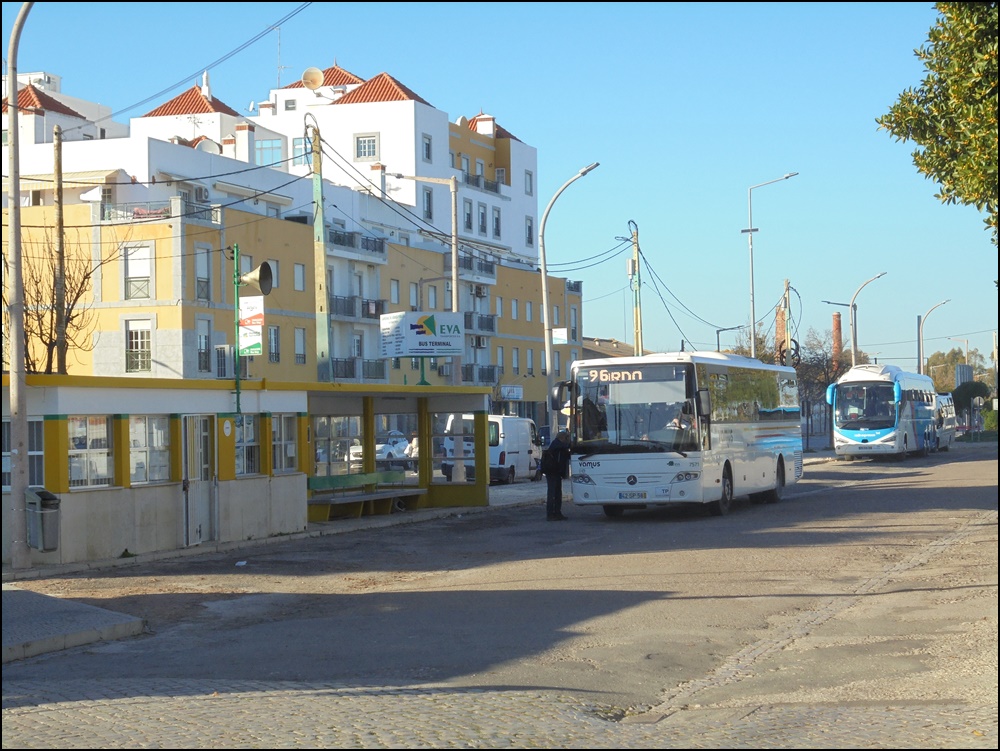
(825, 364), (937, 459)
(551, 351), (803, 518)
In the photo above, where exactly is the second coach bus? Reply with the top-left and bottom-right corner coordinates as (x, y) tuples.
(551, 351), (803, 518)
(825, 364), (938, 459)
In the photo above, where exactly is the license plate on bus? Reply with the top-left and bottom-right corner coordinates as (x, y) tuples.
(618, 491), (647, 500)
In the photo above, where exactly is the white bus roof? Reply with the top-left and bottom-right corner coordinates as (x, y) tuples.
(570, 350), (795, 373)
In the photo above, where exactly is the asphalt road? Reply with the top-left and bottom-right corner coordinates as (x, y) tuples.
(2, 444), (996, 749)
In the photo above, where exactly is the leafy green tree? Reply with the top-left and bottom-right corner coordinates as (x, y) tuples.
(877, 2), (999, 247)
(952, 380), (991, 419)
(925, 346), (989, 391)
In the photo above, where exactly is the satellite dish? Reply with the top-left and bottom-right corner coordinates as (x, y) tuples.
(247, 100), (256, 113)
(301, 67), (324, 91)
(195, 139), (222, 155)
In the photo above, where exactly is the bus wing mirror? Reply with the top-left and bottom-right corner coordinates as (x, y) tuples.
(696, 389), (711, 417)
(893, 383), (902, 403)
(549, 381), (568, 411)
(825, 384), (835, 406)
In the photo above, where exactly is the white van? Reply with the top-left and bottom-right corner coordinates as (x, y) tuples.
(933, 392), (957, 452)
(441, 414), (543, 484)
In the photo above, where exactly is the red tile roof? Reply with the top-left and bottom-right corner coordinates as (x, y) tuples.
(284, 64), (364, 88)
(467, 113), (522, 143)
(1, 84), (84, 118)
(334, 72), (433, 107)
(142, 85), (241, 118)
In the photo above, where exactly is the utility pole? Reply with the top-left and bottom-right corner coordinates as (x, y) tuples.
(54, 124), (66, 373)
(308, 117), (330, 381)
(628, 221), (643, 355)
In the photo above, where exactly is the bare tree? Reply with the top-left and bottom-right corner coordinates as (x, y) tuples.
(2, 226), (127, 374)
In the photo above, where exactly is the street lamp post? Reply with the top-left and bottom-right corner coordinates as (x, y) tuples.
(716, 325), (746, 352)
(6, 1), (36, 570)
(741, 172), (798, 359)
(539, 162), (600, 433)
(947, 336), (969, 364)
(822, 271), (886, 367)
(387, 171), (463, 480)
(917, 300), (950, 374)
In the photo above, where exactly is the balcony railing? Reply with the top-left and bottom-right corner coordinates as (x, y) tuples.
(443, 253), (496, 279)
(362, 359), (386, 380)
(461, 363), (500, 384)
(360, 298), (385, 320)
(332, 358), (356, 379)
(328, 229), (387, 261)
(329, 295), (386, 320)
(464, 311), (497, 333)
(462, 172), (501, 195)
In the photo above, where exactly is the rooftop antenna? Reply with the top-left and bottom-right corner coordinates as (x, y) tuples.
(275, 26), (290, 88)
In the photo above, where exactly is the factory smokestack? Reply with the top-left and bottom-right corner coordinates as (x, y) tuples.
(832, 312), (843, 370)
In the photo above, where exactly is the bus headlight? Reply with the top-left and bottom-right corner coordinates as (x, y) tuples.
(674, 471), (700, 482)
(573, 473), (595, 485)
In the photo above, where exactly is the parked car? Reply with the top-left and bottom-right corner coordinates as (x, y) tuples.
(348, 430), (412, 469)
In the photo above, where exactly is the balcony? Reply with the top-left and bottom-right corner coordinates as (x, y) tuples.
(329, 357), (387, 383)
(444, 253), (496, 281)
(461, 363), (500, 385)
(328, 295), (387, 321)
(465, 311), (497, 333)
(100, 197), (220, 225)
(462, 172), (501, 195)
(329, 229), (387, 263)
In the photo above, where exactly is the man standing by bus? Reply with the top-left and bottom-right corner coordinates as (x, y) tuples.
(542, 428), (572, 521)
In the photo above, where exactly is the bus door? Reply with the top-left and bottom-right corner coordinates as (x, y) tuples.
(182, 414), (217, 546)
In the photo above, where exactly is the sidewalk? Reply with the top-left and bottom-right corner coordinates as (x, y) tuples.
(2, 449), (837, 663)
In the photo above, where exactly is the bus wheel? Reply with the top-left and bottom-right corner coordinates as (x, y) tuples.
(603, 505), (625, 518)
(763, 460), (785, 504)
(710, 466), (733, 516)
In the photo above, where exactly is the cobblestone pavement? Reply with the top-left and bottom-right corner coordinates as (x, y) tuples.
(3, 446), (997, 749)
(1, 679), (995, 748)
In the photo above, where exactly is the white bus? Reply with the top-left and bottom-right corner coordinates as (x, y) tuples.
(552, 351), (803, 518)
(825, 364), (938, 459)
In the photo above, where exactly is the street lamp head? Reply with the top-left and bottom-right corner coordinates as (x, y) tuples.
(580, 162), (600, 176)
(783, 172), (799, 179)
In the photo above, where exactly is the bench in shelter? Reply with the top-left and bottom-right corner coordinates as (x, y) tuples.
(307, 470), (427, 521)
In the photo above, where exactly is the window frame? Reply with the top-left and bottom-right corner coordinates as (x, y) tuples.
(2, 418), (44, 490)
(354, 133), (380, 161)
(271, 413), (298, 473)
(68, 415), (114, 488)
(129, 415), (170, 485)
(125, 319), (152, 373)
(235, 415), (261, 477)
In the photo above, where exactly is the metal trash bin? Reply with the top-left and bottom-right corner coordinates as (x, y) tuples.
(25, 487), (60, 552)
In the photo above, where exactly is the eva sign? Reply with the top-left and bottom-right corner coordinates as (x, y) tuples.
(238, 296), (264, 356)
(380, 311), (463, 357)
(239, 296), (264, 326)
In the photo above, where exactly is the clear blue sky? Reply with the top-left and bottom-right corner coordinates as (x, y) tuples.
(5, 2), (996, 370)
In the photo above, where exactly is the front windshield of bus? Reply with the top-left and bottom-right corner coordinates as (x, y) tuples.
(572, 363), (698, 453)
(833, 382), (896, 430)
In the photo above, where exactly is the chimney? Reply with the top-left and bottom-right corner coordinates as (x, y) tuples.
(371, 162), (386, 196)
(832, 312), (843, 368)
(775, 305), (786, 363)
(200, 70), (211, 100)
(234, 122), (255, 164)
